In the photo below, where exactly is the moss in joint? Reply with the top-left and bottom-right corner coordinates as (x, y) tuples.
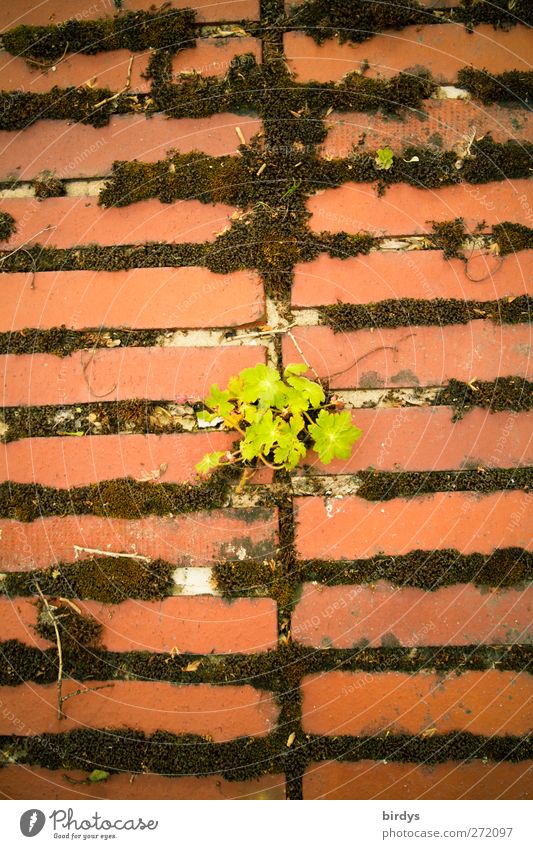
(434, 378), (533, 420)
(429, 218), (466, 259)
(1, 728), (531, 780)
(356, 467), (532, 501)
(457, 67), (533, 106)
(0, 466), (240, 522)
(3, 557), (175, 603)
(3, 10), (197, 61)
(0, 210), (16, 241)
(319, 295), (533, 331)
(297, 548), (533, 590)
(494, 223), (533, 256)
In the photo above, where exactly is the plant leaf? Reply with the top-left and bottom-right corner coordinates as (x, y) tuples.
(239, 364), (286, 407)
(309, 410), (362, 465)
(205, 384), (235, 418)
(88, 769), (109, 783)
(196, 451), (226, 475)
(273, 414), (307, 469)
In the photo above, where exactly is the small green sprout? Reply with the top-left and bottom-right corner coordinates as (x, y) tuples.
(195, 363), (362, 481)
(375, 146), (394, 171)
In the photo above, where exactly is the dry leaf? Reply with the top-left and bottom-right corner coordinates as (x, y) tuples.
(286, 732), (296, 748)
(421, 727), (438, 738)
(184, 660), (201, 672)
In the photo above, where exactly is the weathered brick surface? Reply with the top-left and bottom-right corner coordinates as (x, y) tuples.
(321, 102), (533, 157)
(0, 433), (236, 488)
(0, 596), (279, 654)
(0, 345), (265, 406)
(0, 0), (261, 30)
(172, 36), (261, 77)
(292, 582), (533, 648)
(283, 323), (532, 389)
(1, 268), (264, 331)
(0, 49), (151, 94)
(295, 493), (532, 559)
(303, 761), (533, 801)
(0, 680), (279, 740)
(1, 38), (261, 94)
(302, 408), (533, 473)
(285, 25), (531, 83)
(0, 508), (278, 570)
(301, 670), (533, 736)
(0, 197), (236, 249)
(292, 251), (533, 306)
(307, 181), (533, 236)
(0, 114), (262, 181)
(0, 766), (286, 800)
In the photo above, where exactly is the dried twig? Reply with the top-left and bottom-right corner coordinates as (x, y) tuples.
(287, 330), (321, 382)
(93, 55), (134, 108)
(61, 683), (114, 704)
(326, 333), (416, 381)
(80, 345), (117, 399)
(73, 545), (151, 562)
(25, 42), (69, 70)
(34, 582), (64, 720)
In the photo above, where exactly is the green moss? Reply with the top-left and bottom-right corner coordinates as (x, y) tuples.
(0, 210), (16, 241)
(0, 87), (120, 130)
(3, 10), (196, 61)
(37, 602), (102, 652)
(1, 728), (530, 780)
(430, 218), (466, 259)
(3, 557), (174, 603)
(319, 295), (533, 331)
(32, 174), (66, 199)
(289, 0), (533, 45)
(0, 467), (240, 522)
(318, 231), (376, 258)
(434, 377), (533, 420)
(297, 548), (533, 590)
(287, 0), (423, 44)
(494, 223), (533, 256)
(1, 399), (186, 444)
(356, 467), (532, 501)
(457, 67), (533, 106)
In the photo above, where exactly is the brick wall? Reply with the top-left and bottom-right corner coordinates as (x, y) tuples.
(0, 0), (532, 800)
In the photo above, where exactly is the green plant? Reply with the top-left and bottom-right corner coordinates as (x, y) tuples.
(195, 363), (362, 481)
(375, 146), (394, 170)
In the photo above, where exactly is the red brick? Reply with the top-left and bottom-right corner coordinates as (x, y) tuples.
(292, 251), (533, 306)
(322, 102), (533, 158)
(294, 492), (532, 559)
(303, 408), (533, 474)
(0, 596), (278, 654)
(0, 114), (263, 181)
(0, 1), (260, 30)
(0, 766), (286, 800)
(172, 36), (261, 78)
(0, 507), (278, 570)
(0, 433), (236, 488)
(282, 323), (532, 389)
(0, 197), (236, 249)
(292, 582), (533, 648)
(285, 25), (531, 83)
(301, 670), (533, 736)
(303, 760), (533, 801)
(0, 598), (49, 650)
(1, 268), (264, 331)
(0, 49), (150, 94)
(0, 344), (265, 406)
(0, 680), (279, 740)
(307, 181), (533, 236)
(1, 38), (261, 95)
